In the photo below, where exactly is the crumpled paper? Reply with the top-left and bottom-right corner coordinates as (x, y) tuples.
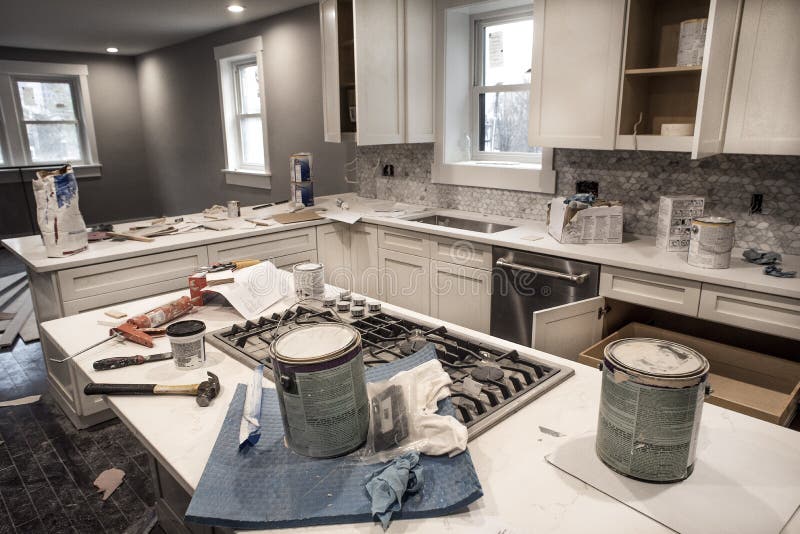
(364, 451), (424, 530)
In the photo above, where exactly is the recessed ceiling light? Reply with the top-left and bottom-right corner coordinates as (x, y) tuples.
(227, 5), (245, 13)
(106, 47), (119, 53)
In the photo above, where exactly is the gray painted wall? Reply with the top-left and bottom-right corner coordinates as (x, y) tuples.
(136, 4), (354, 216)
(0, 46), (155, 227)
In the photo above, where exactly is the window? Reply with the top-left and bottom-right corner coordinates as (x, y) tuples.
(215, 37), (271, 189)
(433, 1), (554, 194)
(473, 13), (540, 162)
(0, 60), (100, 174)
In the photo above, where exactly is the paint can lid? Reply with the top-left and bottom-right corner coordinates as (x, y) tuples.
(166, 320), (206, 337)
(605, 338), (709, 379)
(293, 262), (322, 272)
(272, 324), (358, 363)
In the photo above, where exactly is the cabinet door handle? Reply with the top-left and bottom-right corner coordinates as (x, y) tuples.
(495, 258), (589, 284)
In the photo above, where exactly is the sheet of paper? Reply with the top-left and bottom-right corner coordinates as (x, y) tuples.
(546, 428), (800, 534)
(325, 210), (362, 224)
(201, 262), (291, 318)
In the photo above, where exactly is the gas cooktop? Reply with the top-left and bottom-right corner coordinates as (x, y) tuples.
(206, 304), (574, 439)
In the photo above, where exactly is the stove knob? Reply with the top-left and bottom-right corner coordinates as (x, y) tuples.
(337, 301), (351, 312)
(339, 290), (352, 301)
(351, 306), (365, 318)
(322, 297), (336, 308)
(352, 296), (366, 307)
(367, 302), (381, 313)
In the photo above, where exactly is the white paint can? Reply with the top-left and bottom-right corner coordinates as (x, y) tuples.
(677, 18), (707, 67)
(292, 262), (325, 299)
(596, 338), (710, 482)
(688, 216), (735, 269)
(166, 320), (207, 370)
(270, 324), (369, 457)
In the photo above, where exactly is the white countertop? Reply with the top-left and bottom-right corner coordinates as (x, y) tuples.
(40, 284), (800, 534)
(5, 193), (799, 299)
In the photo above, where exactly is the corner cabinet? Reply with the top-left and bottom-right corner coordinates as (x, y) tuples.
(319, 0), (434, 145)
(724, 0), (800, 156)
(528, 0), (627, 150)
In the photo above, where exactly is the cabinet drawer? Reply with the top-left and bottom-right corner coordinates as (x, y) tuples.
(207, 228), (316, 263)
(699, 284), (800, 341)
(61, 278), (188, 316)
(599, 266), (700, 316)
(431, 237), (492, 270)
(273, 250), (319, 272)
(58, 247), (208, 302)
(378, 226), (431, 257)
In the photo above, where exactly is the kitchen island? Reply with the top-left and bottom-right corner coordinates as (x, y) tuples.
(39, 280), (800, 533)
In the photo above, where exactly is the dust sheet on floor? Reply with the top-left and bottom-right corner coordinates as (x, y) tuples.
(185, 345), (483, 530)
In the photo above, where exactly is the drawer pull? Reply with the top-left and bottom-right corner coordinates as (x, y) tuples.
(495, 258), (589, 284)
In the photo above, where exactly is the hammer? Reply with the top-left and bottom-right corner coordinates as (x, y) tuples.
(84, 372), (221, 407)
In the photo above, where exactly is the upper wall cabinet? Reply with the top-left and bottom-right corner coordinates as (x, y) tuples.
(319, 0), (434, 145)
(528, 0), (627, 150)
(724, 0), (800, 156)
(616, 0), (742, 158)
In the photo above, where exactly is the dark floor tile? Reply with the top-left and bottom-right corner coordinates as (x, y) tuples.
(0, 445), (12, 472)
(130, 452), (149, 474)
(12, 452), (48, 494)
(0, 495), (14, 534)
(28, 485), (74, 534)
(0, 465), (38, 527)
(0, 415), (29, 458)
(14, 517), (46, 534)
(65, 505), (104, 534)
(112, 456), (154, 507)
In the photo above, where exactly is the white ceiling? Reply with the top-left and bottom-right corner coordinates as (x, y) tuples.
(0, 0), (316, 56)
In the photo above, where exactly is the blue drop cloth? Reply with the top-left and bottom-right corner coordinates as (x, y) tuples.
(185, 344), (483, 530)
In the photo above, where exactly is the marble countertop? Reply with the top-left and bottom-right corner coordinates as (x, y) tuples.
(5, 193), (799, 299)
(40, 283), (800, 534)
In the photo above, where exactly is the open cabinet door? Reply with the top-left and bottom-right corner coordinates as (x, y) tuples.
(691, 0), (743, 159)
(320, 0), (341, 143)
(532, 297), (605, 361)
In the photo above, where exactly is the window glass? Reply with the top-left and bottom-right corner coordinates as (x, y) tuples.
(17, 81), (76, 121)
(26, 123), (82, 163)
(482, 19), (533, 86)
(479, 91), (539, 154)
(237, 63), (261, 114)
(239, 116), (264, 166)
(0, 142), (4, 164)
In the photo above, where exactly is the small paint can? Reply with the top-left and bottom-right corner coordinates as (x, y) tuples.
(292, 262), (325, 299)
(688, 216), (735, 269)
(291, 182), (314, 207)
(596, 338), (710, 482)
(290, 152), (313, 182)
(270, 324), (369, 457)
(166, 320), (207, 370)
(227, 200), (240, 218)
(677, 18), (707, 67)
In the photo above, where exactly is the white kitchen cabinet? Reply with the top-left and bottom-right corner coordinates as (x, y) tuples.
(599, 265), (701, 316)
(531, 297), (606, 361)
(316, 223), (354, 288)
(615, 0), (742, 158)
(349, 223), (380, 298)
(724, 0), (800, 156)
(377, 226), (430, 256)
(379, 248), (430, 315)
(698, 284), (800, 340)
(207, 228), (317, 264)
(320, 0), (434, 145)
(273, 250), (319, 272)
(430, 261), (491, 333)
(528, 0), (626, 150)
(431, 236), (492, 270)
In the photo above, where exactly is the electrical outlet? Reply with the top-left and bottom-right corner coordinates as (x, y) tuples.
(382, 164), (394, 177)
(750, 193), (763, 214)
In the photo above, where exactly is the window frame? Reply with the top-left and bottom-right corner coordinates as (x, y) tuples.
(0, 60), (101, 175)
(214, 37), (271, 189)
(470, 9), (540, 164)
(12, 75), (88, 165)
(231, 59), (264, 171)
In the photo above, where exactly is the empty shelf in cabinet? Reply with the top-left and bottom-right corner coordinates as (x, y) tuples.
(625, 65), (703, 76)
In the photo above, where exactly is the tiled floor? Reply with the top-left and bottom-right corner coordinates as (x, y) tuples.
(0, 249), (158, 533)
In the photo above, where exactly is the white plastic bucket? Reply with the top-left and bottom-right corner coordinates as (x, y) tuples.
(166, 320), (207, 369)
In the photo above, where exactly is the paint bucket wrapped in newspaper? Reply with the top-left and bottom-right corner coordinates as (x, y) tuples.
(596, 338), (710, 482)
(688, 216), (735, 269)
(677, 18), (707, 67)
(32, 165), (88, 257)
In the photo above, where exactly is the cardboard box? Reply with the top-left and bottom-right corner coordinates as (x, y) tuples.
(655, 195), (704, 251)
(578, 322), (800, 426)
(548, 197), (623, 244)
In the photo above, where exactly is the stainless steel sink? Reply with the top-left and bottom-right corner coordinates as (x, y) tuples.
(409, 214), (516, 233)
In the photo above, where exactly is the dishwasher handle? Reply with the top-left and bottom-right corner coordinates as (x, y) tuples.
(495, 258), (590, 284)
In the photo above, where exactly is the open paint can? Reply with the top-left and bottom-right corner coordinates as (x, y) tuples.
(270, 324), (369, 458)
(688, 216), (735, 269)
(596, 338), (710, 483)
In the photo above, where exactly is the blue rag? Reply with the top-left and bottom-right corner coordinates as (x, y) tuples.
(743, 248), (797, 277)
(365, 451), (424, 530)
(764, 264), (797, 278)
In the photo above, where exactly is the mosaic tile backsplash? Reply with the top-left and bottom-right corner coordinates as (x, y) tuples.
(356, 144), (800, 255)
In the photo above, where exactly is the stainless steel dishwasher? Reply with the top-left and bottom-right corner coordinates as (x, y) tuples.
(490, 247), (600, 347)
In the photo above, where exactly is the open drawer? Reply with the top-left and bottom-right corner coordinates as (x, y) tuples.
(578, 322), (800, 426)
